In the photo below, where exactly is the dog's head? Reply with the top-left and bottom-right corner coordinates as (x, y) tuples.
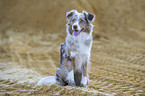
(66, 10), (95, 36)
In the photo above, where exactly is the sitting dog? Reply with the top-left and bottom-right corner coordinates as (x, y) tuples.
(36, 10), (95, 87)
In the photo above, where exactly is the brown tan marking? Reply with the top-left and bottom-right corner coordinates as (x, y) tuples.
(82, 62), (88, 77)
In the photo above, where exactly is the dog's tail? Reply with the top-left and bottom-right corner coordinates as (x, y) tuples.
(36, 76), (56, 86)
(36, 43), (66, 86)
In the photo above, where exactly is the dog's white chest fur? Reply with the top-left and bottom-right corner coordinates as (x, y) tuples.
(66, 32), (92, 67)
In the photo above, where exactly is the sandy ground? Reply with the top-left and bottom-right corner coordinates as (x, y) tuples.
(0, 0), (145, 96)
(0, 30), (145, 96)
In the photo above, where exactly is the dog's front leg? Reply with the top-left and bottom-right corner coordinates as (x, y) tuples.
(74, 69), (83, 86)
(72, 57), (83, 86)
(66, 58), (75, 86)
(80, 61), (89, 87)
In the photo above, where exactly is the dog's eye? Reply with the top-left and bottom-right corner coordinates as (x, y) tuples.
(72, 18), (76, 22)
(79, 19), (85, 23)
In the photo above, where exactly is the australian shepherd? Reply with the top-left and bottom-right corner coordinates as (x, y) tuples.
(36, 10), (95, 87)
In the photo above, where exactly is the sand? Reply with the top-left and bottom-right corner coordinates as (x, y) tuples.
(0, 0), (145, 95)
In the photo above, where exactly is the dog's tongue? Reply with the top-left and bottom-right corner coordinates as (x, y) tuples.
(73, 31), (79, 36)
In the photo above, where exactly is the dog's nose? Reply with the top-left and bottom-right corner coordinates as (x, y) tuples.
(73, 25), (78, 29)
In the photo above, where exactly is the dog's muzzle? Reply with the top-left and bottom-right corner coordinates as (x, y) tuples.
(73, 28), (84, 36)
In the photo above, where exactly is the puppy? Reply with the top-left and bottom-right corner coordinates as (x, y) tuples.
(56, 10), (95, 87)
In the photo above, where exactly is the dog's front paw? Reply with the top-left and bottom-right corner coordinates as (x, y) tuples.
(68, 79), (75, 87)
(80, 84), (88, 88)
(66, 70), (75, 86)
(80, 76), (88, 87)
(66, 77), (75, 86)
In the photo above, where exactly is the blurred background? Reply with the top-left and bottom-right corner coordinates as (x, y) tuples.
(1, 0), (145, 40)
(0, 0), (145, 95)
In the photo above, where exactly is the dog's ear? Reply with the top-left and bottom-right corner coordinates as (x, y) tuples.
(66, 10), (77, 21)
(88, 13), (95, 22)
(83, 10), (95, 23)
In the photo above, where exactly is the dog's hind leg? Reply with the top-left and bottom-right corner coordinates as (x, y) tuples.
(55, 43), (68, 86)
(56, 42), (75, 86)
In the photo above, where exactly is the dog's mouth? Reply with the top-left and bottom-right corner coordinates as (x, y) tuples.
(73, 28), (84, 36)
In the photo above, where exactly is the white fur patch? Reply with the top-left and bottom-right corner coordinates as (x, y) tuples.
(70, 51), (78, 57)
(81, 76), (88, 87)
(36, 76), (56, 86)
(66, 70), (75, 85)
